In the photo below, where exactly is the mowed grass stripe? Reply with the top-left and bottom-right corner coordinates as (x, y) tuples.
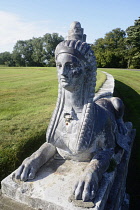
(105, 70), (140, 93)
(0, 67), (59, 179)
(0, 68), (57, 145)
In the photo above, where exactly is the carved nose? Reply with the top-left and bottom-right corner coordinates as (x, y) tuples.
(61, 66), (68, 77)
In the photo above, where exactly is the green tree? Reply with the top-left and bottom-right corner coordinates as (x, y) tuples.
(31, 37), (46, 66)
(92, 38), (106, 67)
(43, 33), (64, 66)
(92, 28), (127, 68)
(126, 17), (140, 68)
(12, 33), (64, 67)
(12, 40), (36, 66)
(0, 52), (15, 66)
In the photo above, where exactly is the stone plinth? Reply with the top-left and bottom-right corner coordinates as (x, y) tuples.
(1, 159), (116, 210)
(1, 126), (135, 210)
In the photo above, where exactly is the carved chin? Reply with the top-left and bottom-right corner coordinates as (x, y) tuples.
(62, 83), (81, 91)
(61, 82), (69, 88)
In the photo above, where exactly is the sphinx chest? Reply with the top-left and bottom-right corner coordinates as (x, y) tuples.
(53, 111), (81, 151)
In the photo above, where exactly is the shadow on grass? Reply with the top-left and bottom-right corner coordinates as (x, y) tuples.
(0, 133), (46, 183)
(114, 80), (140, 209)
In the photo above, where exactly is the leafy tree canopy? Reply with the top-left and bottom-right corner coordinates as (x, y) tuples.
(92, 28), (127, 68)
(126, 17), (140, 68)
(12, 33), (64, 67)
(0, 51), (15, 66)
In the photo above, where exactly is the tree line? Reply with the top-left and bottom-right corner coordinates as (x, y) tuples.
(0, 17), (140, 68)
(0, 33), (64, 67)
(91, 17), (140, 69)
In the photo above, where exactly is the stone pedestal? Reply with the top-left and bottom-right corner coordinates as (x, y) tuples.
(1, 128), (135, 210)
(1, 159), (115, 210)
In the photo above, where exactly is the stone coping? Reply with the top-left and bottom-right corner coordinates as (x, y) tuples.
(94, 71), (114, 101)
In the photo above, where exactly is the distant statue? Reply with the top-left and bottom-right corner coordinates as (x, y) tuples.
(14, 22), (131, 202)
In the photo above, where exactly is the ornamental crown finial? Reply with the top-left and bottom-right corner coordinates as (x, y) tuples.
(67, 21), (86, 42)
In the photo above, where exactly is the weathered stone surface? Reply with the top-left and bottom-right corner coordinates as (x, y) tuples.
(67, 21), (86, 42)
(0, 190), (34, 210)
(94, 71), (114, 101)
(1, 127), (135, 210)
(105, 129), (136, 210)
(1, 159), (116, 210)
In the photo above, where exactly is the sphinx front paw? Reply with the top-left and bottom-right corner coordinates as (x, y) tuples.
(73, 172), (98, 201)
(13, 156), (40, 181)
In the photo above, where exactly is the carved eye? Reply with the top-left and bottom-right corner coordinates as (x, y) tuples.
(57, 63), (62, 68)
(70, 63), (79, 69)
(72, 68), (82, 77)
(70, 64), (74, 69)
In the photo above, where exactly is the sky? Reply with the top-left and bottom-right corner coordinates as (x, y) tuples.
(0, 0), (140, 53)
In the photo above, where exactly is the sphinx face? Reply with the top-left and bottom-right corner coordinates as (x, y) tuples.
(56, 53), (85, 91)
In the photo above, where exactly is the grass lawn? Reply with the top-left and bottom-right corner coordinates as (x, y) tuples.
(99, 68), (140, 209)
(0, 67), (105, 181)
(0, 67), (58, 180)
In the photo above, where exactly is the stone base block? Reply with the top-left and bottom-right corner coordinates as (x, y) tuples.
(1, 129), (135, 210)
(1, 159), (115, 210)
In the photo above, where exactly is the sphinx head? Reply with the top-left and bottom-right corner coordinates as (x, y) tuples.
(55, 40), (96, 92)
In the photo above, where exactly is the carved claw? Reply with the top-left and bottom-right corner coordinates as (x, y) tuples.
(14, 156), (39, 181)
(73, 171), (98, 201)
(13, 143), (56, 182)
(73, 149), (114, 202)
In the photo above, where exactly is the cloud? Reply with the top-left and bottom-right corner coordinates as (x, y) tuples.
(0, 11), (55, 53)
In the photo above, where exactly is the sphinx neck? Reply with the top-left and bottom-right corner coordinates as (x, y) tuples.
(63, 88), (84, 113)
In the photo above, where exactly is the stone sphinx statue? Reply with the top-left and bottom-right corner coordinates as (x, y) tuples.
(13, 22), (134, 205)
